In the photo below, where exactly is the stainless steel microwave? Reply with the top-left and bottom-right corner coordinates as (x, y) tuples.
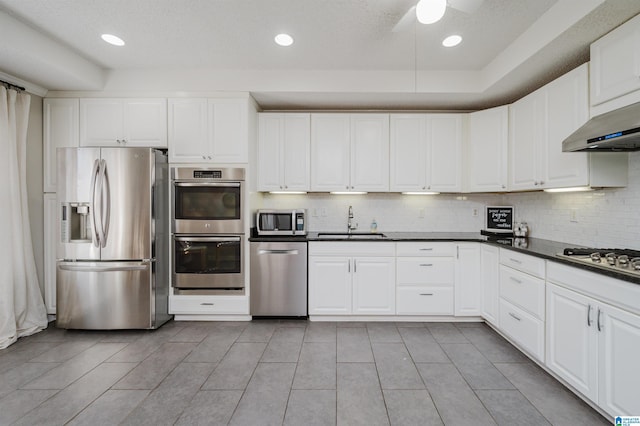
(256, 209), (307, 236)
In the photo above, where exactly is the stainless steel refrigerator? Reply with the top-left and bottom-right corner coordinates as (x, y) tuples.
(56, 147), (171, 329)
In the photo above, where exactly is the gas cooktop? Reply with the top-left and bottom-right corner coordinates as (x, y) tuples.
(557, 248), (640, 278)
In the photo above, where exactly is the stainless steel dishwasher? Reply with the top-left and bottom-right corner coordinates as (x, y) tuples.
(250, 241), (308, 317)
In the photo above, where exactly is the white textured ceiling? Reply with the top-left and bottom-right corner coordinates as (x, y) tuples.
(1, 0), (640, 109)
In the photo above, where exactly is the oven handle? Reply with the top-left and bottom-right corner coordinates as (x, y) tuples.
(174, 236), (241, 242)
(173, 182), (241, 188)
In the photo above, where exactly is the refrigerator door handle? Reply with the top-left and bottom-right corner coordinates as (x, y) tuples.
(100, 159), (111, 247)
(90, 159), (101, 247)
(58, 263), (149, 273)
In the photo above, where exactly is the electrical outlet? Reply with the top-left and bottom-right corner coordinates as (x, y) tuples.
(312, 208), (318, 217)
(570, 209), (578, 223)
(418, 208), (425, 218)
(472, 208), (478, 217)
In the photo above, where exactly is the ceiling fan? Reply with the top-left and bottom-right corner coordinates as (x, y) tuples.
(392, 0), (485, 32)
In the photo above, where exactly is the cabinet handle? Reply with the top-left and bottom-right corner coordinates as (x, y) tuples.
(419, 248), (433, 251)
(419, 293), (433, 296)
(202, 156), (206, 160)
(501, 185), (506, 189)
(540, 181), (544, 185)
(354, 261), (357, 273)
(509, 258), (522, 264)
(456, 246), (459, 259)
(200, 303), (214, 306)
(284, 185), (288, 189)
(422, 186), (426, 190)
(597, 308), (602, 332)
(587, 304), (592, 327)
(509, 312), (521, 321)
(534, 181), (539, 186)
(510, 277), (522, 284)
(208, 156), (212, 160)
(348, 260), (350, 273)
(419, 263), (433, 267)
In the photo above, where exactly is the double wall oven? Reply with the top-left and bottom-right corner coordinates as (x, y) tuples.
(171, 167), (245, 294)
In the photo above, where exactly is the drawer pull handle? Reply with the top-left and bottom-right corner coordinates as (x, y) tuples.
(419, 293), (434, 296)
(200, 303), (214, 306)
(419, 248), (433, 251)
(419, 264), (433, 267)
(510, 277), (522, 284)
(587, 304), (592, 327)
(597, 308), (602, 332)
(509, 312), (521, 321)
(509, 258), (522, 264)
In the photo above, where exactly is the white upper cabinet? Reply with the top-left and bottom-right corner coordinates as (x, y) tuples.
(43, 98), (79, 192)
(80, 98), (167, 148)
(590, 13), (640, 109)
(467, 105), (508, 192)
(509, 89), (546, 191)
(258, 113), (310, 191)
(311, 114), (389, 192)
(390, 114), (463, 192)
(168, 97), (252, 164)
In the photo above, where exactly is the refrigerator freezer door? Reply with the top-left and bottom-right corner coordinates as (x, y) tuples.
(99, 148), (153, 261)
(57, 147), (101, 260)
(56, 261), (153, 329)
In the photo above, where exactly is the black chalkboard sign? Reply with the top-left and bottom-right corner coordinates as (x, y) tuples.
(485, 206), (514, 233)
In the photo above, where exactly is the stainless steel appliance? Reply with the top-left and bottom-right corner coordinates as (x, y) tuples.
(256, 209), (307, 236)
(557, 248), (640, 278)
(173, 235), (244, 291)
(56, 147), (170, 330)
(250, 242), (308, 317)
(172, 167), (244, 234)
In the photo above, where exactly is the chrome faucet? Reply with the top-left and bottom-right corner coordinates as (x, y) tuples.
(347, 205), (358, 233)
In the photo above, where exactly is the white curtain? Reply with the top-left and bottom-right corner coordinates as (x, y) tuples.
(0, 86), (47, 349)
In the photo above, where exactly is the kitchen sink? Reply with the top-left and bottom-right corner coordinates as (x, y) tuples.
(316, 232), (387, 240)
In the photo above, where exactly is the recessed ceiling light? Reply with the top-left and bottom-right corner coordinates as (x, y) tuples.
(101, 34), (125, 46)
(274, 33), (294, 47)
(442, 35), (462, 47)
(416, 0), (447, 24)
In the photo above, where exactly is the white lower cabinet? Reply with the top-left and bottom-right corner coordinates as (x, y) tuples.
(308, 242), (395, 316)
(480, 244), (499, 325)
(396, 286), (453, 315)
(169, 295), (249, 315)
(499, 298), (545, 361)
(546, 281), (640, 417)
(455, 243), (481, 316)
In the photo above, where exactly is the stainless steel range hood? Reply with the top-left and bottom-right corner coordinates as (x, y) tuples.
(563, 102), (640, 152)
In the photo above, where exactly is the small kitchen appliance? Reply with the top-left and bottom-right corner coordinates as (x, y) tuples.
(256, 209), (307, 236)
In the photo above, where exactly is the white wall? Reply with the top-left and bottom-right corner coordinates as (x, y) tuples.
(26, 94), (44, 293)
(259, 152), (640, 250)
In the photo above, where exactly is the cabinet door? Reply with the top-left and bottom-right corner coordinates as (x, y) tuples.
(389, 115), (426, 191)
(308, 256), (352, 314)
(598, 303), (640, 417)
(352, 257), (395, 315)
(43, 98), (79, 192)
(546, 283), (598, 401)
(257, 114), (283, 191)
(123, 99), (167, 147)
(168, 98), (209, 163)
(509, 91), (546, 191)
(455, 243), (481, 316)
(350, 114), (389, 192)
(426, 114), (462, 192)
(79, 99), (124, 147)
(480, 244), (499, 325)
(282, 114), (311, 191)
(311, 114), (350, 191)
(590, 14), (640, 106)
(209, 98), (248, 163)
(544, 64), (590, 189)
(44, 194), (58, 314)
(468, 106), (508, 192)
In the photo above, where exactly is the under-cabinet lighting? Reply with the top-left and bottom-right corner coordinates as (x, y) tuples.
(543, 187), (593, 193)
(268, 191), (307, 195)
(402, 191), (440, 195)
(330, 191), (368, 195)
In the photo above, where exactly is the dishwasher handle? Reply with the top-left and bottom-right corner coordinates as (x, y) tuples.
(258, 249), (300, 255)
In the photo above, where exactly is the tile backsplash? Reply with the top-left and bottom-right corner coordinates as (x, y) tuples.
(257, 152), (640, 249)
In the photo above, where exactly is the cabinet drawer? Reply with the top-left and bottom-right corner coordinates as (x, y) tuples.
(499, 265), (545, 319)
(396, 242), (455, 257)
(169, 296), (249, 315)
(499, 249), (545, 278)
(396, 258), (454, 286)
(499, 298), (544, 362)
(397, 286), (454, 315)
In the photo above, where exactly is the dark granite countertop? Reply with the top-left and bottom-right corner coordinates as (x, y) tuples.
(248, 231), (640, 285)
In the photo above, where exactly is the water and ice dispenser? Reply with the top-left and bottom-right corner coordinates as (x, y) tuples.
(61, 202), (92, 243)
